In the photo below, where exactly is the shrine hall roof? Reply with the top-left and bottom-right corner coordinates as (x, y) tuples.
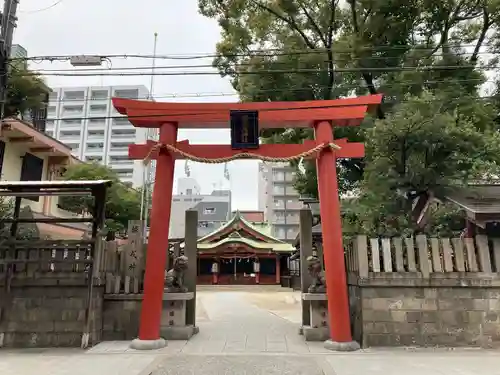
(197, 210), (283, 243)
(197, 234), (294, 253)
(193, 210), (295, 253)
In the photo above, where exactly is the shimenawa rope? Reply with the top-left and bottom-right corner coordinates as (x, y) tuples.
(141, 142), (341, 165)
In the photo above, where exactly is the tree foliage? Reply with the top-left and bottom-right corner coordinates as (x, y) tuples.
(5, 68), (49, 118)
(58, 163), (141, 235)
(200, 0), (500, 235)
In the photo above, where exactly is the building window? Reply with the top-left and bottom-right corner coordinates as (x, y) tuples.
(91, 90), (108, 100)
(113, 117), (130, 126)
(204, 207), (216, 214)
(63, 91), (85, 101)
(86, 142), (104, 151)
(114, 89), (139, 99)
(61, 119), (82, 127)
(186, 189), (192, 195)
(20, 153), (44, 201)
(59, 130), (80, 138)
(89, 104), (107, 113)
(86, 156), (103, 162)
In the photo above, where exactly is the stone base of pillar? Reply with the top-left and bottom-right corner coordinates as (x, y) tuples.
(161, 325), (196, 340)
(303, 326), (330, 342)
(161, 292), (197, 340)
(129, 338), (167, 350)
(324, 339), (360, 352)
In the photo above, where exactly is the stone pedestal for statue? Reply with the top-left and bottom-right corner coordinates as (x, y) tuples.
(301, 293), (329, 341)
(160, 291), (196, 340)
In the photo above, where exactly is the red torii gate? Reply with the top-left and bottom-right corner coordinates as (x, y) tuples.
(113, 94), (383, 351)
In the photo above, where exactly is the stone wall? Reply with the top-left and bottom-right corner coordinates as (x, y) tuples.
(102, 295), (141, 341)
(0, 279), (103, 348)
(349, 273), (500, 348)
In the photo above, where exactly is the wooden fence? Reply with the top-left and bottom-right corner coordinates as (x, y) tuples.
(345, 235), (499, 277)
(95, 221), (146, 294)
(0, 221), (147, 294)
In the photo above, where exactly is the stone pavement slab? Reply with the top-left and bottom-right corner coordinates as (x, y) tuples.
(151, 354), (326, 375)
(0, 350), (159, 375)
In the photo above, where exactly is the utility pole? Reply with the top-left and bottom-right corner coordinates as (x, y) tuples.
(0, 0), (19, 119)
(140, 32), (159, 241)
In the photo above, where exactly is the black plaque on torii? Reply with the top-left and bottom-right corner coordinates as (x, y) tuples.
(230, 110), (259, 149)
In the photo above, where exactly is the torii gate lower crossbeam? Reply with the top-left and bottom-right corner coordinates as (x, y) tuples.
(113, 94), (383, 351)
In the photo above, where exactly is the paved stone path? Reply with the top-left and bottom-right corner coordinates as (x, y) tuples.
(2, 288), (500, 374)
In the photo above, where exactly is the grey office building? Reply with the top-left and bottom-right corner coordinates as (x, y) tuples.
(169, 178), (231, 239)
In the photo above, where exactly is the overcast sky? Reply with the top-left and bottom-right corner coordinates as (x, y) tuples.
(14, 0), (259, 210)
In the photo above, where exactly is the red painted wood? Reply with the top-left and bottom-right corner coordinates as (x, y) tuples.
(315, 120), (353, 343)
(138, 123), (177, 341)
(113, 94), (382, 118)
(120, 106), (369, 129)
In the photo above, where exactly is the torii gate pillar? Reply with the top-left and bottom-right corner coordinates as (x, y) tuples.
(315, 121), (359, 351)
(130, 122), (177, 350)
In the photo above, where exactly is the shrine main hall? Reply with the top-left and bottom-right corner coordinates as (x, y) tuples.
(178, 211), (296, 285)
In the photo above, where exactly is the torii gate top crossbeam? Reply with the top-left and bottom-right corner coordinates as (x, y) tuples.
(112, 94), (383, 129)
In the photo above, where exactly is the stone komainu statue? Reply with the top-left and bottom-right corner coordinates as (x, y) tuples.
(307, 255), (326, 293)
(165, 255), (189, 293)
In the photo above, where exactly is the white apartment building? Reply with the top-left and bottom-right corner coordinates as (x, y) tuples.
(258, 162), (303, 242)
(45, 85), (150, 187)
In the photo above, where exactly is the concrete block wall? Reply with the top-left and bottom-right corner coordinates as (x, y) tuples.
(0, 284), (103, 348)
(350, 274), (500, 348)
(102, 296), (141, 340)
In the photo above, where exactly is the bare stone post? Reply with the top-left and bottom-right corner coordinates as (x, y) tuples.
(184, 210), (198, 332)
(299, 208), (314, 334)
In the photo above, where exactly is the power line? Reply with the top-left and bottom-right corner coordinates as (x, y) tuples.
(19, 0), (65, 14)
(18, 50), (498, 73)
(8, 42), (500, 62)
(43, 77), (498, 105)
(11, 64), (500, 77)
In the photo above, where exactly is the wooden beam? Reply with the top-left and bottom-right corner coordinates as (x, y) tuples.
(9, 136), (34, 143)
(48, 156), (69, 165)
(30, 147), (54, 153)
(0, 124), (11, 136)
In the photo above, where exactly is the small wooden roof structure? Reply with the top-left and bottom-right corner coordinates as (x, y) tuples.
(182, 210), (295, 254)
(0, 180), (111, 227)
(444, 184), (500, 228)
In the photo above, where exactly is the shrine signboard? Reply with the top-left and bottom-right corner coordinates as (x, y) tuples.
(230, 110), (259, 149)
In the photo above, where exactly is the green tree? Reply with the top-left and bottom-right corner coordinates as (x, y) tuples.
(357, 92), (500, 235)
(4, 68), (50, 118)
(200, 0), (500, 234)
(199, 0), (499, 197)
(0, 198), (41, 240)
(58, 162), (141, 235)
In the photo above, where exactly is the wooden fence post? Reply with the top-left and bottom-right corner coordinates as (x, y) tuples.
(355, 235), (369, 278)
